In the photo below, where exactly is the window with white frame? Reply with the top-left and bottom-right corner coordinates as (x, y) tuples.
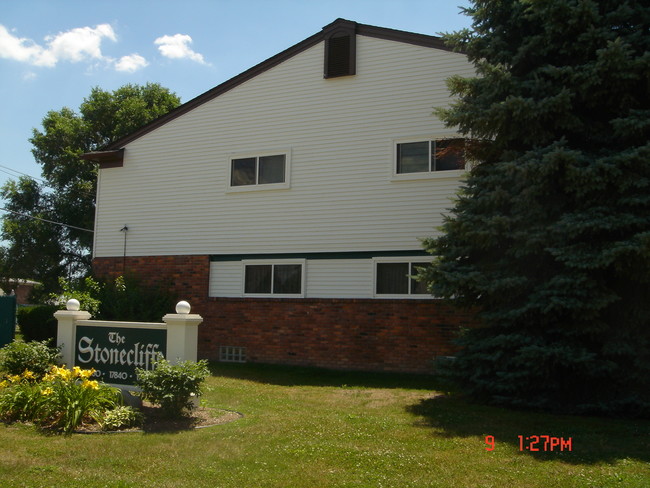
(395, 138), (465, 174)
(229, 151), (289, 189)
(374, 259), (432, 297)
(243, 261), (304, 296)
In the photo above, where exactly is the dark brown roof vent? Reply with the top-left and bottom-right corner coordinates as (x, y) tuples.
(324, 20), (356, 78)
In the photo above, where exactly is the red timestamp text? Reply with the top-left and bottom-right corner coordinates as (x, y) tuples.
(484, 435), (573, 452)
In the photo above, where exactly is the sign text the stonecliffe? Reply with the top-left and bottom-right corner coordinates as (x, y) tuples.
(74, 325), (166, 385)
(77, 336), (160, 369)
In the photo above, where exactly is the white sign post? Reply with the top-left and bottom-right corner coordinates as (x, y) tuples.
(163, 301), (203, 363)
(54, 299), (91, 367)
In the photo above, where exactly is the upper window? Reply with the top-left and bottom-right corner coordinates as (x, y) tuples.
(396, 139), (465, 175)
(374, 260), (432, 297)
(243, 261), (304, 297)
(229, 151), (290, 190)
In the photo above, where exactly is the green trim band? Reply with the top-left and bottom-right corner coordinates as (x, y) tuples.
(210, 250), (429, 262)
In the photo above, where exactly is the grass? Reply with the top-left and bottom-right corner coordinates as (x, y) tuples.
(1, 362), (649, 488)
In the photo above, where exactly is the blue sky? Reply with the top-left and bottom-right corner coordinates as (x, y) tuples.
(0, 0), (472, 192)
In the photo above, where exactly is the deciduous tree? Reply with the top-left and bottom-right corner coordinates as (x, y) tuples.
(1, 83), (180, 291)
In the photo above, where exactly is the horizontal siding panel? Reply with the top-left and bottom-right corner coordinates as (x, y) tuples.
(209, 261), (242, 297)
(95, 35), (475, 258)
(306, 260), (373, 298)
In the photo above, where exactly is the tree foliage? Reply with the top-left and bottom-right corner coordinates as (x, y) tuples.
(1, 83), (180, 291)
(421, 1), (650, 416)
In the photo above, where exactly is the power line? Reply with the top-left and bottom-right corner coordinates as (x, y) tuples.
(0, 207), (94, 233)
(0, 162), (97, 197)
(0, 163), (47, 184)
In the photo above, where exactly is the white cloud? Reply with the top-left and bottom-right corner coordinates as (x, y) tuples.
(1, 24), (205, 74)
(114, 53), (148, 72)
(0, 23), (118, 68)
(0, 25), (51, 66)
(45, 24), (116, 64)
(154, 34), (206, 64)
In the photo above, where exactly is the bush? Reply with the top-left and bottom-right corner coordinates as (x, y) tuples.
(40, 366), (122, 433)
(52, 274), (174, 322)
(51, 277), (101, 316)
(135, 358), (210, 418)
(0, 373), (45, 422)
(0, 340), (60, 379)
(97, 274), (174, 322)
(99, 406), (143, 431)
(16, 305), (58, 343)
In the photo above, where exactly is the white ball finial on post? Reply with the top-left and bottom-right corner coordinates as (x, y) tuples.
(175, 300), (191, 314)
(66, 299), (80, 311)
(164, 301), (202, 364)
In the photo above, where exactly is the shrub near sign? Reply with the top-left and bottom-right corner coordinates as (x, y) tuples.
(75, 325), (167, 385)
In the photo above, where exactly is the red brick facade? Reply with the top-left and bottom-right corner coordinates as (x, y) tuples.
(93, 255), (475, 373)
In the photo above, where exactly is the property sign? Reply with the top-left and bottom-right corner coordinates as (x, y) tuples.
(74, 325), (167, 386)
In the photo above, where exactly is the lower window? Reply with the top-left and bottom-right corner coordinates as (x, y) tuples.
(375, 261), (431, 296)
(244, 262), (303, 296)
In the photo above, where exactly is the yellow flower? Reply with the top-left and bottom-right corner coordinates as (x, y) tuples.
(44, 365), (60, 382)
(68, 366), (95, 380)
(57, 367), (72, 381)
(82, 380), (99, 390)
(45, 366), (72, 381)
(42, 387), (54, 396)
(0, 380), (9, 389)
(22, 370), (35, 380)
(8, 375), (21, 384)
(80, 368), (95, 379)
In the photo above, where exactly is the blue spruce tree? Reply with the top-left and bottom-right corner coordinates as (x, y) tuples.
(421, 0), (650, 416)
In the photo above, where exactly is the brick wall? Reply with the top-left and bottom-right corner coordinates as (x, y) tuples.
(93, 255), (476, 374)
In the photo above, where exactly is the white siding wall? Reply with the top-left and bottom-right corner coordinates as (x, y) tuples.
(94, 35), (475, 258)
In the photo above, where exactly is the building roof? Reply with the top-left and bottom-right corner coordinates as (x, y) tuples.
(3, 279), (41, 286)
(82, 18), (452, 165)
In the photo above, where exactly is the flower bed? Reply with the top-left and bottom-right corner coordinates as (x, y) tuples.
(0, 365), (134, 434)
(0, 341), (213, 435)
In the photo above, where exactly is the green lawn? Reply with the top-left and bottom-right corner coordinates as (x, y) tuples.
(1, 363), (648, 488)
